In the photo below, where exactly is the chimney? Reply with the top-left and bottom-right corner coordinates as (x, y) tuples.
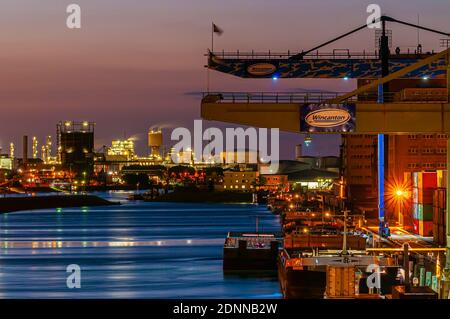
(23, 135), (28, 166)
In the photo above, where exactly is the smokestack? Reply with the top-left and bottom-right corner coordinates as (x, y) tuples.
(23, 135), (28, 165)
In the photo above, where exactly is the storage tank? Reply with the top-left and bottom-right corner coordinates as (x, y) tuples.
(148, 129), (163, 157)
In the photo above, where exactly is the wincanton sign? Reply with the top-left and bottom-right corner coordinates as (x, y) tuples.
(246, 63), (277, 76)
(301, 103), (356, 132)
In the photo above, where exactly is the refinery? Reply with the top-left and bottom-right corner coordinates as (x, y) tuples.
(2, 1), (450, 312)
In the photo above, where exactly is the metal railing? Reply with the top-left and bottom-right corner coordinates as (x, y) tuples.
(208, 50), (438, 60)
(202, 92), (344, 104)
(209, 50), (381, 60)
(202, 90), (448, 104)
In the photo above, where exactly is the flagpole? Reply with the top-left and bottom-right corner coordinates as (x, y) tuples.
(211, 22), (214, 52)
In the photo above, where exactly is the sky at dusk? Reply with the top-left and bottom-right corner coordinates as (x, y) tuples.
(1, 0), (450, 159)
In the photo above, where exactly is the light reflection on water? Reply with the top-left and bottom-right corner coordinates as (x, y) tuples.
(0, 192), (282, 298)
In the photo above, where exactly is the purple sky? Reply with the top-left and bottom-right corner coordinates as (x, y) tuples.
(0, 0), (449, 159)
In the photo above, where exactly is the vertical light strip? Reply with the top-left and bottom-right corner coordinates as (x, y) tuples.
(378, 133), (385, 222)
(377, 84), (385, 232)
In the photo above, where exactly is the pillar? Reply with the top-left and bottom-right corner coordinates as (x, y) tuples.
(441, 52), (450, 299)
(441, 136), (450, 298)
(377, 84), (385, 235)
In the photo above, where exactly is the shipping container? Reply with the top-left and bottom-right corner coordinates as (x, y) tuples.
(412, 219), (433, 237)
(437, 170), (447, 188)
(422, 189), (434, 204)
(422, 172), (437, 189)
(326, 265), (356, 298)
(413, 187), (419, 204)
(413, 172), (419, 188)
(433, 224), (447, 246)
(422, 204), (433, 221)
(413, 204), (433, 221)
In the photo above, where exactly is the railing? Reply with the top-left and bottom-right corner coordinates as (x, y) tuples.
(208, 50), (437, 60)
(209, 50), (381, 60)
(202, 91), (448, 104)
(202, 92), (345, 104)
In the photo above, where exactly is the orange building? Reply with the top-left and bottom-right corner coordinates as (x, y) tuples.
(388, 134), (447, 181)
(343, 133), (448, 222)
(341, 134), (378, 202)
(261, 174), (289, 192)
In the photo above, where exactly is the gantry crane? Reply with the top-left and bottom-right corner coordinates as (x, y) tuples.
(201, 15), (450, 296)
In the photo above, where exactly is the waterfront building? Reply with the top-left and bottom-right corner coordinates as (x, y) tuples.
(219, 170), (259, 191)
(260, 174), (289, 192)
(107, 139), (136, 160)
(57, 121), (95, 177)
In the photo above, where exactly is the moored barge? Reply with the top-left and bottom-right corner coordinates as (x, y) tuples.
(223, 232), (283, 271)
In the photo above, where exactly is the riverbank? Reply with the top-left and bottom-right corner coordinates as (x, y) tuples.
(151, 191), (253, 203)
(0, 195), (119, 213)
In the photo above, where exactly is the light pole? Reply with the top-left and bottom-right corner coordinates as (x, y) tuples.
(395, 188), (406, 227)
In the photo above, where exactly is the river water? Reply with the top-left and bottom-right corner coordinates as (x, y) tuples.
(0, 192), (282, 298)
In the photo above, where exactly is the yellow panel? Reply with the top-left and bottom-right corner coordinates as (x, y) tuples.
(202, 101), (450, 134)
(201, 102), (300, 132)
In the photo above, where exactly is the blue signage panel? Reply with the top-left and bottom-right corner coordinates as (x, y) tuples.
(300, 103), (356, 132)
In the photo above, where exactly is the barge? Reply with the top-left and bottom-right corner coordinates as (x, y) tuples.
(278, 250), (399, 299)
(223, 232), (283, 271)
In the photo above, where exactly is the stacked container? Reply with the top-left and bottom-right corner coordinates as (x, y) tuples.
(433, 170), (447, 246)
(412, 172), (435, 237)
(326, 265), (356, 298)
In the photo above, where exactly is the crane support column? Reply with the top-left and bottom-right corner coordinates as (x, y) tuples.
(442, 135), (450, 298)
(442, 51), (450, 299)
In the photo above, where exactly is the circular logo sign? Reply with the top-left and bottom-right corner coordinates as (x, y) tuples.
(305, 108), (352, 128)
(247, 63), (277, 76)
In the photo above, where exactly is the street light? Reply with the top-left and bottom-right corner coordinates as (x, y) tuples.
(394, 188), (407, 226)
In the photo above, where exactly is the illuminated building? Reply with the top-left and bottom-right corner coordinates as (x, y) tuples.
(341, 134), (378, 202)
(57, 121), (95, 176)
(9, 143), (14, 160)
(148, 129), (163, 159)
(32, 136), (38, 159)
(219, 170), (259, 191)
(42, 136), (53, 163)
(0, 154), (13, 170)
(260, 174), (289, 192)
(388, 134), (447, 180)
(107, 139), (136, 160)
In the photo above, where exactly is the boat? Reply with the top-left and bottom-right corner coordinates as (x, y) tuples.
(278, 249), (400, 299)
(223, 231), (283, 271)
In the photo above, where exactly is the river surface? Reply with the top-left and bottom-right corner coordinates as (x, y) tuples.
(0, 191), (282, 298)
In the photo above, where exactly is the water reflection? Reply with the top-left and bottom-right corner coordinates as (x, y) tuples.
(0, 193), (281, 298)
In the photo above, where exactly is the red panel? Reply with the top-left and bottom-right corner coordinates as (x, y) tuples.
(412, 219), (419, 235)
(422, 172), (437, 189)
(422, 221), (433, 237)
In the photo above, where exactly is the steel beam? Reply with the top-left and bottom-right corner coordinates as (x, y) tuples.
(201, 101), (450, 133)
